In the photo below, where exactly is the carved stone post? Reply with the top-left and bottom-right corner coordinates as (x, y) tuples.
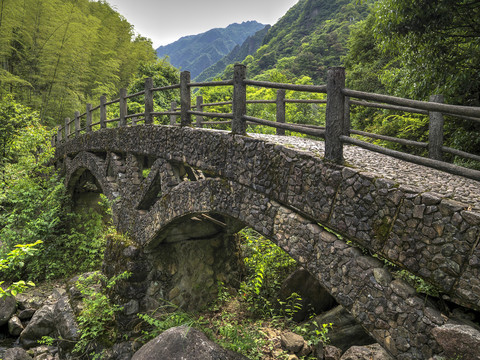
(74, 111), (80, 137)
(65, 118), (70, 139)
(232, 64), (247, 135)
(119, 88), (127, 127)
(276, 89), (286, 136)
(196, 96), (204, 128)
(170, 101), (177, 126)
(86, 103), (92, 132)
(428, 94), (445, 161)
(325, 67), (345, 164)
(180, 71), (191, 126)
(144, 77), (154, 125)
(100, 95), (107, 129)
(57, 126), (62, 143)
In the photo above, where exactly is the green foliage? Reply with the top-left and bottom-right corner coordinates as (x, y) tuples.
(205, 315), (268, 359)
(239, 228), (297, 318)
(73, 271), (131, 357)
(136, 303), (199, 343)
(345, 3), (480, 166)
(198, 69), (325, 133)
(372, 0), (480, 103)
(231, 0), (370, 83)
(0, 0), (156, 123)
(277, 292), (303, 320)
(396, 269), (440, 298)
(124, 58), (180, 125)
(0, 95), (110, 281)
(0, 240), (41, 297)
(293, 321), (333, 347)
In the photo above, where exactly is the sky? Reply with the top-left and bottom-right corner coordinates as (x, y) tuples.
(105, 0), (300, 48)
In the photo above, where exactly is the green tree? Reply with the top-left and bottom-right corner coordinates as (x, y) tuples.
(372, 0), (480, 104)
(126, 58), (180, 121)
(0, 0), (156, 124)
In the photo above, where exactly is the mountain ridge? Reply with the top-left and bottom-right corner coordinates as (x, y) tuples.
(156, 21), (265, 78)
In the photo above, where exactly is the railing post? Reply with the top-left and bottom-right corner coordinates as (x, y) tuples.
(65, 118), (70, 139)
(86, 103), (92, 132)
(74, 111), (80, 137)
(180, 71), (191, 126)
(170, 101), (177, 125)
(100, 95), (107, 129)
(119, 88), (127, 127)
(57, 126), (62, 143)
(325, 67), (345, 164)
(144, 77), (154, 125)
(344, 96), (351, 136)
(276, 89), (286, 136)
(428, 94), (445, 161)
(196, 96), (204, 128)
(232, 64), (247, 135)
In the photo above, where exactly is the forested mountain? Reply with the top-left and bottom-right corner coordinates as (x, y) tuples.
(195, 25), (271, 82)
(155, 21), (265, 79)
(0, 0), (156, 125)
(219, 0), (370, 83)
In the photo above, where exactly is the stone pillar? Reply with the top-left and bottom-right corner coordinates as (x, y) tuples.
(196, 96), (204, 128)
(119, 88), (127, 127)
(276, 89), (286, 136)
(100, 95), (107, 129)
(144, 77), (154, 125)
(180, 71), (192, 127)
(86, 103), (92, 132)
(170, 101), (177, 126)
(232, 64), (247, 135)
(325, 67), (345, 164)
(428, 94), (445, 161)
(103, 217), (244, 317)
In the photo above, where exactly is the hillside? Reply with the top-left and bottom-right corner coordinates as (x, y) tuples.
(195, 25), (271, 82)
(218, 0), (370, 83)
(156, 21), (265, 78)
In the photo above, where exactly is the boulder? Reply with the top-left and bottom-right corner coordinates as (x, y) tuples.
(324, 345), (342, 360)
(0, 295), (17, 326)
(280, 331), (305, 353)
(312, 305), (375, 351)
(131, 325), (249, 360)
(18, 309), (36, 321)
(340, 343), (393, 359)
(432, 323), (480, 360)
(54, 296), (79, 352)
(102, 342), (137, 360)
(8, 315), (24, 336)
(19, 304), (56, 349)
(279, 269), (336, 322)
(29, 345), (58, 360)
(3, 348), (33, 360)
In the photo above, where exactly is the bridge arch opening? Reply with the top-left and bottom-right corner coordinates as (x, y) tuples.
(106, 207), (341, 323)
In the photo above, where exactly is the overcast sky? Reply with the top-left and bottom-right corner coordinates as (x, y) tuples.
(105, 0), (299, 48)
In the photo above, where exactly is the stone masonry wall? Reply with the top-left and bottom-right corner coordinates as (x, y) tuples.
(56, 126), (480, 359)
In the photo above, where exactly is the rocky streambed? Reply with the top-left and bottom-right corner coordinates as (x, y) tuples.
(0, 269), (479, 360)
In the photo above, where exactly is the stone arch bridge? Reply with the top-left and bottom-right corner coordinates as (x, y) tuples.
(55, 125), (480, 359)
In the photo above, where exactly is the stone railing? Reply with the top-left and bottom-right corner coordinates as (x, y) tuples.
(53, 65), (480, 180)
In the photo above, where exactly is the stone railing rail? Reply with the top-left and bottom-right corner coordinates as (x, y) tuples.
(53, 65), (480, 181)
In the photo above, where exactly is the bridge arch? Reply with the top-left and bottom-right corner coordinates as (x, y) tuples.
(56, 127), (480, 359)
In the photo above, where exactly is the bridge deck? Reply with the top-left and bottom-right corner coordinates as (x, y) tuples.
(249, 132), (480, 210)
